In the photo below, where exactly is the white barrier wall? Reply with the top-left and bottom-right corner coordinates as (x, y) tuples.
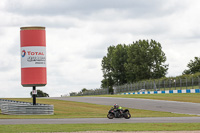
(0, 99), (54, 115)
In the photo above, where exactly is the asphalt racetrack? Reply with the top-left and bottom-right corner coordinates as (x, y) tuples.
(50, 97), (200, 115)
(1, 117), (200, 125)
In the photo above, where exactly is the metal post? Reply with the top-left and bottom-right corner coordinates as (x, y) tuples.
(186, 77), (187, 89)
(192, 77), (194, 89)
(33, 86), (36, 105)
(131, 84), (133, 91)
(180, 78), (182, 90)
(175, 79), (176, 90)
(128, 84), (129, 92)
(164, 80), (165, 91)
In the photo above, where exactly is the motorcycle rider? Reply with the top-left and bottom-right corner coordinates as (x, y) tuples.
(113, 104), (123, 116)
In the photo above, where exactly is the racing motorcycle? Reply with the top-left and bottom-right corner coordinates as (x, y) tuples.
(107, 107), (131, 119)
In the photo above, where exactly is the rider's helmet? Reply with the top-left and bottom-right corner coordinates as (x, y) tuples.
(114, 104), (119, 109)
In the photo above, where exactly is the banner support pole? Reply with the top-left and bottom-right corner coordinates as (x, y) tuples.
(33, 86), (36, 105)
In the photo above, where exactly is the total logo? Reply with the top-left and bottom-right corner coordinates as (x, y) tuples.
(27, 51), (44, 56)
(21, 50), (26, 57)
(22, 50), (44, 57)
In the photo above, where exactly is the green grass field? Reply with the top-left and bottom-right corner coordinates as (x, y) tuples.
(1, 94), (200, 132)
(0, 123), (200, 132)
(94, 93), (200, 103)
(0, 98), (193, 119)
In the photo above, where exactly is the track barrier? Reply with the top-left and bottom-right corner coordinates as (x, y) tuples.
(122, 89), (200, 95)
(0, 99), (54, 115)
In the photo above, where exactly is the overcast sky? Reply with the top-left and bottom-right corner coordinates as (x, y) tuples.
(0, 0), (200, 98)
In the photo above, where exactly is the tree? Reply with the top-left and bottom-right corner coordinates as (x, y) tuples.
(69, 92), (77, 96)
(81, 88), (88, 92)
(101, 44), (128, 89)
(111, 44), (128, 85)
(183, 57), (200, 75)
(30, 89), (49, 97)
(125, 39), (168, 82)
(101, 46), (115, 93)
(101, 39), (168, 87)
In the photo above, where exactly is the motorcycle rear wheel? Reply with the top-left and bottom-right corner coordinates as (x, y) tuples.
(124, 112), (131, 119)
(107, 113), (114, 119)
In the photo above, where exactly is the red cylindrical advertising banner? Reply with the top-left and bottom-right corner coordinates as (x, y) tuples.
(20, 26), (47, 87)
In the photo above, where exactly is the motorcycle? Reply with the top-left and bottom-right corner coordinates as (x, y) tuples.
(107, 107), (131, 119)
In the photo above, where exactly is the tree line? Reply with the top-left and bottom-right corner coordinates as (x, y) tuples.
(182, 57), (200, 75)
(71, 39), (200, 96)
(101, 39), (168, 93)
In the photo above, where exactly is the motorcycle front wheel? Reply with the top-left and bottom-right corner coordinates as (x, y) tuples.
(107, 113), (114, 119)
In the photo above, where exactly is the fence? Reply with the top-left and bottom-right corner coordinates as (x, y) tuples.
(114, 77), (200, 94)
(70, 88), (109, 96)
(0, 99), (54, 115)
(70, 76), (200, 96)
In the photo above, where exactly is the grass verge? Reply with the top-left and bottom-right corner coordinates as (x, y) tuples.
(0, 98), (194, 119)
(94, 93), (200, 103)
(0, 123), (200, 132)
